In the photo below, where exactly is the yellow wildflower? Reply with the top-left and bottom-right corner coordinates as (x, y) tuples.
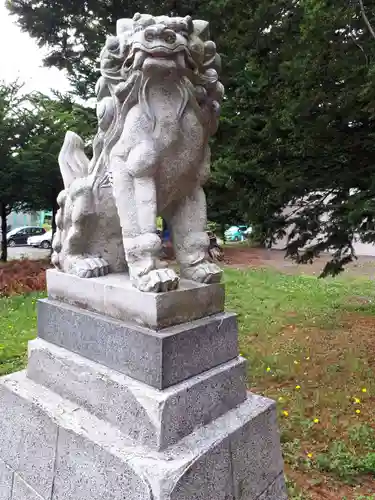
(294, 360), (299, 365)
(307, 453), (313, 459)
(354, 398), (361, 404)
(313, 418), (319, 424)
(361, 388), (367, 393)
(266, 367), (271, 372)
(283, 411), (289, 417)
(356, 409), (361, 414)
(295, 385), (301, 390)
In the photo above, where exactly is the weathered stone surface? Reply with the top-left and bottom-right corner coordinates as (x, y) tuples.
(12, 475), (44, 500)
(52, 14), (224, 293)
(0, 379), (57, 499)
(169, 437), (233, 500)
(37, 299), (238, 389)
(168, 438), (233, 500)
(0, 459), (13, 500)
(257, 473), (288, 500)
(231, 398), (284, 499)
(0, 371), (286, 500)
(53, 429), (152, 500)
(27, 338), (247, 449)
(47, 269), (225, 329)
(0, 372), (152, 500)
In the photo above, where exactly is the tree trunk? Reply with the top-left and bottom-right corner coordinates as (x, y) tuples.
(0, 202), (8, 262)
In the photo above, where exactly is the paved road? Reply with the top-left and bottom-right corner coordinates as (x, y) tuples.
(8, 246), (50, 261)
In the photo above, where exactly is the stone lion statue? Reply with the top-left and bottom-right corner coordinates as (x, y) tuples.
(52, 13), (224, 292)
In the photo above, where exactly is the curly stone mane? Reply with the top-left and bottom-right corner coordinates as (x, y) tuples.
(88, 12), (223, 187)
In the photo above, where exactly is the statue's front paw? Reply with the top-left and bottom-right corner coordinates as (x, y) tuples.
(70, 257), (110, 278)
(181, 262), (222, 284)
(134, 268), (179, 293)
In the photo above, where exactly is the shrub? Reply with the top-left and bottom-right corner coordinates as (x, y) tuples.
(0, 259), (51, 296)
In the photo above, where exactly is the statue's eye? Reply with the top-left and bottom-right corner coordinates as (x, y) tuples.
(144, 31), (154, 42)
(180, 31), (189, 40)
(163, 31), (177, 44)
(165, 34), (176, 43)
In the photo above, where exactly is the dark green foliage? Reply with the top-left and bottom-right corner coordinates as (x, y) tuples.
(19, 92), (96, 232)
(0, 80), (96, 261)
(8, 0), (375, 274)
(0, 81), (38, 261)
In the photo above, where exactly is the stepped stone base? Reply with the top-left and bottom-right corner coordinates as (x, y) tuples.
(0, 372), (286, 500)
(1, 273), (287, 499)
(37, 299), (238, 389)
(27, 338), (248, 450)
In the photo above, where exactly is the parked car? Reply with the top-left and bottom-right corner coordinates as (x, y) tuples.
(224, 225), (252, 242)
(27, 230), (52, 249)
(7, 226), (46, 247)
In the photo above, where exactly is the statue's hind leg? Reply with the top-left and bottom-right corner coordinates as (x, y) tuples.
(167, 185), (222, 284)
(52, 179), (124, 278)
(110, 149), (179, 292)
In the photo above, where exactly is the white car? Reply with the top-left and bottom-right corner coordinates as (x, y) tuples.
(27, 230), (52, 249)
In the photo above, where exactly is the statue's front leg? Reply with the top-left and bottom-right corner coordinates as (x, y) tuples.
(111, 147), (179, 292)
(168, 185), (222, 284)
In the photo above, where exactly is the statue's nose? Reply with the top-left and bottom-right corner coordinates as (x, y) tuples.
(144, 25), (177, 44)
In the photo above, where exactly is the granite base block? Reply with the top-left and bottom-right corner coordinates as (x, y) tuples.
(231, 394), (285, 499)
(37, 299), (238, 389)
(0, 379), (57, 499)
(27, 338), (247, 450)
(256, 474), (287, 500)
(46, 268), (225, 329)
(0, 459), (13, 500)
(0, 371), (286, 500)
(12, 475), (44, 500)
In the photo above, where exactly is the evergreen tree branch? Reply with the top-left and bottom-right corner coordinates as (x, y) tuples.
(359, 0), (375, 40)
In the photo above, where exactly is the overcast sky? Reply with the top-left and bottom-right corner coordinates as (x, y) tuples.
(0, 3), (71, 94)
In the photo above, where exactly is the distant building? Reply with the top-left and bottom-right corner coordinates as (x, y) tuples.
(272, 192), (375, 257)
(7, 210), (52, 231)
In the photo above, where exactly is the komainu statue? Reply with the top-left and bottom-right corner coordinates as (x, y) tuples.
(52, 13), (224, 292)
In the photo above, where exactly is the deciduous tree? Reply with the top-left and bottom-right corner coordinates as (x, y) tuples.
(0, 81), (37, 261)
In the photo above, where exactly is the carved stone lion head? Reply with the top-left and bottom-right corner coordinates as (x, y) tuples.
(100, 13), (221, 87)
(92, 14), (224, 179)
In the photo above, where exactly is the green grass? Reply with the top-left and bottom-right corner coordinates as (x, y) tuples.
(224, 267), (375, 380)
(224, 268), (375, 495)
(0, 292), (44, 375)
(224, 267), (375, 334)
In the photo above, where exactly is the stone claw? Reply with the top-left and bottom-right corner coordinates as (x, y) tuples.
(71, 257), (110, 278)
(134, 268), (179, 293)
(181, 262), (222, 284)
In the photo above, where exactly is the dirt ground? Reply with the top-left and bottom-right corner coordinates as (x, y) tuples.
(223, 245), (375, 278)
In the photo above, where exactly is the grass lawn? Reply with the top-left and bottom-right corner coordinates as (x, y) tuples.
(1, 268), (375, 498)
(225, 268), (375, 499)
(0, 293), (43, 376)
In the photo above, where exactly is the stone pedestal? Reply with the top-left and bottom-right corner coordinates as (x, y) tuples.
(0, 271), (287, 500)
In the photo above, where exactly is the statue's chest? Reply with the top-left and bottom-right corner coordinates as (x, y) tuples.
(156, 109), (205, 157)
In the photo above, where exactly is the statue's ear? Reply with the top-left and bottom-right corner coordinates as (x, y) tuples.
(193, 20), (210, 40)
(116, 18), (133, 35)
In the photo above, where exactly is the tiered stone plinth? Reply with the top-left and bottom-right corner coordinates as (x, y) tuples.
(0, 270), (287, 500)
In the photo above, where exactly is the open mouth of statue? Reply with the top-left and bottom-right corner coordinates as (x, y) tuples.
(147, 45), (186, 56)
(124, 45), (196, 72)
